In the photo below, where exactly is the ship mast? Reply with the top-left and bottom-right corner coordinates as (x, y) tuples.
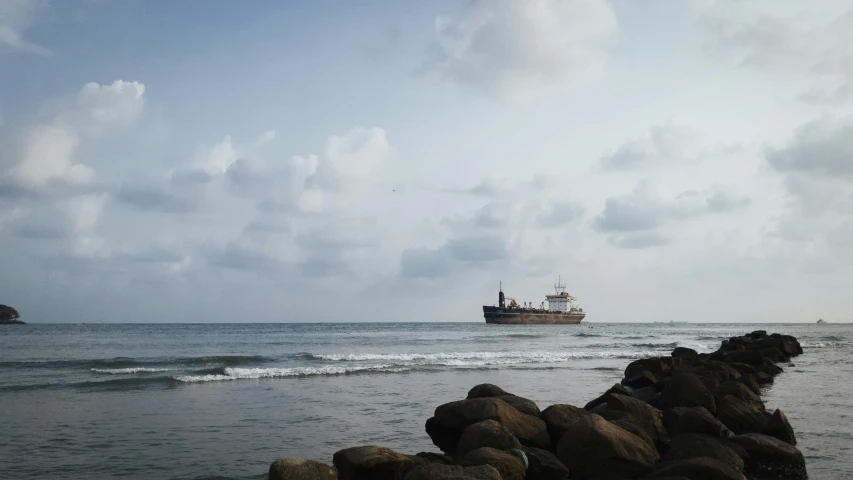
(554, 275), (566, 294)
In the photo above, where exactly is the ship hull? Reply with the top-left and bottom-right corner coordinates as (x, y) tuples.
(482, 306), (584, 325)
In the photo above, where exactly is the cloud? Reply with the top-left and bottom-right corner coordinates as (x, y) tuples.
(400, 247), (455, 278)
(600, 122), (696, 170)
(0, 0), (53, 56)
(610, 232), (669, 249)
(115, 183), (196, 213)
(694, 1), (853, 104)
(766, 117), (853, 179)
(431, 0), (617, 98)
(535, 201), (583, 228)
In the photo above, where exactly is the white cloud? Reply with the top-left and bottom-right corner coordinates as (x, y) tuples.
(326, 126), (392, 178)
(600, 122), (697, 170)
(0, 0), (52, 56)
(432, 0), (617, 98)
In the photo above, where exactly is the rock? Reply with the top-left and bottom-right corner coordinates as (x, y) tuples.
(622, 370), (661, 389)
(662, 407), (728, 437)
(499, 395), (541, 416)
(404, 464), (502, 480)
(716, 395), (768, 435)
(602, 412), (657, 449)
(732, 374), (760, 395)
(726, 433), (807, 480)
(757, 336), (797, 357)
(539, 403), (587, 447)
(723, 350), (764, 366)
(332, 446), (414, 480)
(524, 447), (570, 480)
(467, 384), (509, 399)
(644, 457), (747, 480)
(727, 363), (756, 376)
(755, 372), (774, 385)
(584, 383), (632, 410)
(269, 458), (338, 480)
(661, 373), (717, 414)
(749, 330), (767, 339)
(556, 414), (659, 479)
(661, 434), (745, 472)
(672, 347), (699, 360)
(762, 409), (796, 445)
(425, 397), (550, 453)
(457, 420), (522, 455)
(714, 381), (764, 412)
(606, 393), (663, 443)
(625, 358), (671, 378)
(457, 447), (526, 480)
(414, 453), (453, 465)
(631, 386), (662, 408)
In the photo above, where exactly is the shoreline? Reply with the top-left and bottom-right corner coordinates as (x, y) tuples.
(271, 330), (807, 479)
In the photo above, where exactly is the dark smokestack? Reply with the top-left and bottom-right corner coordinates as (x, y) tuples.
(499, 282), (505, 308)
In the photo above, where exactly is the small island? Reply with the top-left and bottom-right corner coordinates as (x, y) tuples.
(0, 304), (26, 324)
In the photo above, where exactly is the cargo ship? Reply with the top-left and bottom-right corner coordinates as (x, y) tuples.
(482, 278), (585, 324)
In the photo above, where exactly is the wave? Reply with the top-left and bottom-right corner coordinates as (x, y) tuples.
(90, 367), (177, 374)
(174, 365), (410, 383)
(0, 355), (274, 370)
(306, 350), (657, 363)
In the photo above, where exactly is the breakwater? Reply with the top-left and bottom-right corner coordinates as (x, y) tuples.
(270, 330), (807, 479)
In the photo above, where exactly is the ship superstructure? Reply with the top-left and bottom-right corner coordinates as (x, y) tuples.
(482, 277), (585, 324)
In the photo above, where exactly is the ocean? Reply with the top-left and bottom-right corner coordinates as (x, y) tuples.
(0, 322), (849, 479)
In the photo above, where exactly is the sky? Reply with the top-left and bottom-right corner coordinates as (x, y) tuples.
(1, 0), (852, 323)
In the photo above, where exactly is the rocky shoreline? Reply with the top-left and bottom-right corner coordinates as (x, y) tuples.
(270, 331), (807, 479)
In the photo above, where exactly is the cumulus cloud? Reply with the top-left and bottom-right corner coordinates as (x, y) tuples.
(600, 122), (696, 170)
(431, 0), (617, 98)
(766, 117), (853, 179)
(694, 0), (853, 103)
(0, 0), (52, 56)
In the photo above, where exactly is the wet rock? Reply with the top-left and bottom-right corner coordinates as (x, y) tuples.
(757, 336), (797, 357)
(606, 393), (663, 443)
(716, 395), (768, 435)
(672, 347), (699, 360)
(333, 446), (414, 480)
(662, 407), (728, 437)
(425, 397), (550, 453)
(749, 330), (767, 339)
(622, 370), (661, 389)
(762, 409), (796, 445)
(584, 383), (631, 411)
(499, 395), (541, 417)
(755, 372), (773, 385)
(661, 434), (745, 472)
(457, 447), (526, 480)
(732, 373), (760, 395)
(631, 386), (662, 408)
(539, 403), (587, 447)
(404, 464), (502, 480)
(723, 350), (764, 366)
(644, 457), (747, 480)
(715, 381), (764, 412)
(726, 433), (807, 480)
(269, 458), (338, 480)
(466, 384), (509, 399)
(625, 358), (671, 378)
(556, 414), (659, 479)
(727, 363), (756, 376)
(457, 420), (522, 455)
(661, 373), (717, 414)
(602, 411), (657, 449)
(524, 447), (570, 480)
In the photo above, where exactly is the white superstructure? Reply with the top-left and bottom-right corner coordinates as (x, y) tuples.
(545, 277), (582, 313)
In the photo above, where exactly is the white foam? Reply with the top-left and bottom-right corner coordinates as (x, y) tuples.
(91, 367), (176, 374)
(173, 364), (409, 383)
(311, 350), (655, 363)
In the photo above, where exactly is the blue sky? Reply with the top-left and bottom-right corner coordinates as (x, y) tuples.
(2, 0), (853, 323)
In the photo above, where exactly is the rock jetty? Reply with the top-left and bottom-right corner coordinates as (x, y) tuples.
(270, 330), (807, 480)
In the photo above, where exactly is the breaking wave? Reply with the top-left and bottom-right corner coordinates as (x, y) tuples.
(306, 350), (656, 363)
(90, 367), (177, 374)
(174, 365), (409, 383)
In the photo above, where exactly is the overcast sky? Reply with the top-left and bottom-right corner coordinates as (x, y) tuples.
(1, 0), (852, 323)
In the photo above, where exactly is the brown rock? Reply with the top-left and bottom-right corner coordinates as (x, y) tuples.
(662, 407), (728, 437)
(644, 457), (747, 480)
(661, 373), (717, 414)
(499, 395), (541, 416)
(584, 383), (631, 410)
(661, 434), (745, 472)
(457, 447), (526, 480)
(467, 384), (510, 399)
(524, 447), (570, 480)
(606, 393), (663, 443)
(716, 395), (768, 435)
(332, 446), (414, 480)
(556, 414), (659, 479)
(672, 347), (699, 359)
(715, 382), (764, 412)
(539, 403), (587, 447)
(404, 464), (502, 480)
(269, 458), (338, 480)
(762, 409), (796, 445)
(726, 433), (807, 480)
(457, 420), (522, 455)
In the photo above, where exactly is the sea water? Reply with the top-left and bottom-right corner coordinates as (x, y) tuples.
(0, 323), (849, 479)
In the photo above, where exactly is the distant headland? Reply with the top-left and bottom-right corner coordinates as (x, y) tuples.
(0, 305), (26, 324)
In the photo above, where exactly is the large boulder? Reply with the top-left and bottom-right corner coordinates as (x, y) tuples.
(499, 395), (541, 417)
(732, 374), (761, 395)
(467, 384), (509, 399)
(625, 358), (671, 378)
(524, 447), (570, 480)
(457, 447), (526, 480)
(465, 383), (540, 416)
(662, 407), (728, 437)
(606, 393), (663, 444)
(630, 386), (662, 408)
(556, 414), (659, 479)
(644, 457), (747, 480)
(716, 395), (768, 435)
(269, 458), (338, 480)
(404, 464), (502, 480)
(714, 382), (764, 412)
(584, 383), (631, 411)
(333, 446), (414, 480)
(661, 434), (744, 472)
(672, 347), (699, 360)
(622, 370), (661, 389)
(723, 350), (764, 366)
(414, 453), (453, 465)
(457, 420), (522, 455)
(661, 373), (717, 414)
(425, 397), (550, 453)
(595, 409), (657, 449)
(539, 404), (587, 447)
(762, 409), (796, 445)
(725, 433), (807, 480)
